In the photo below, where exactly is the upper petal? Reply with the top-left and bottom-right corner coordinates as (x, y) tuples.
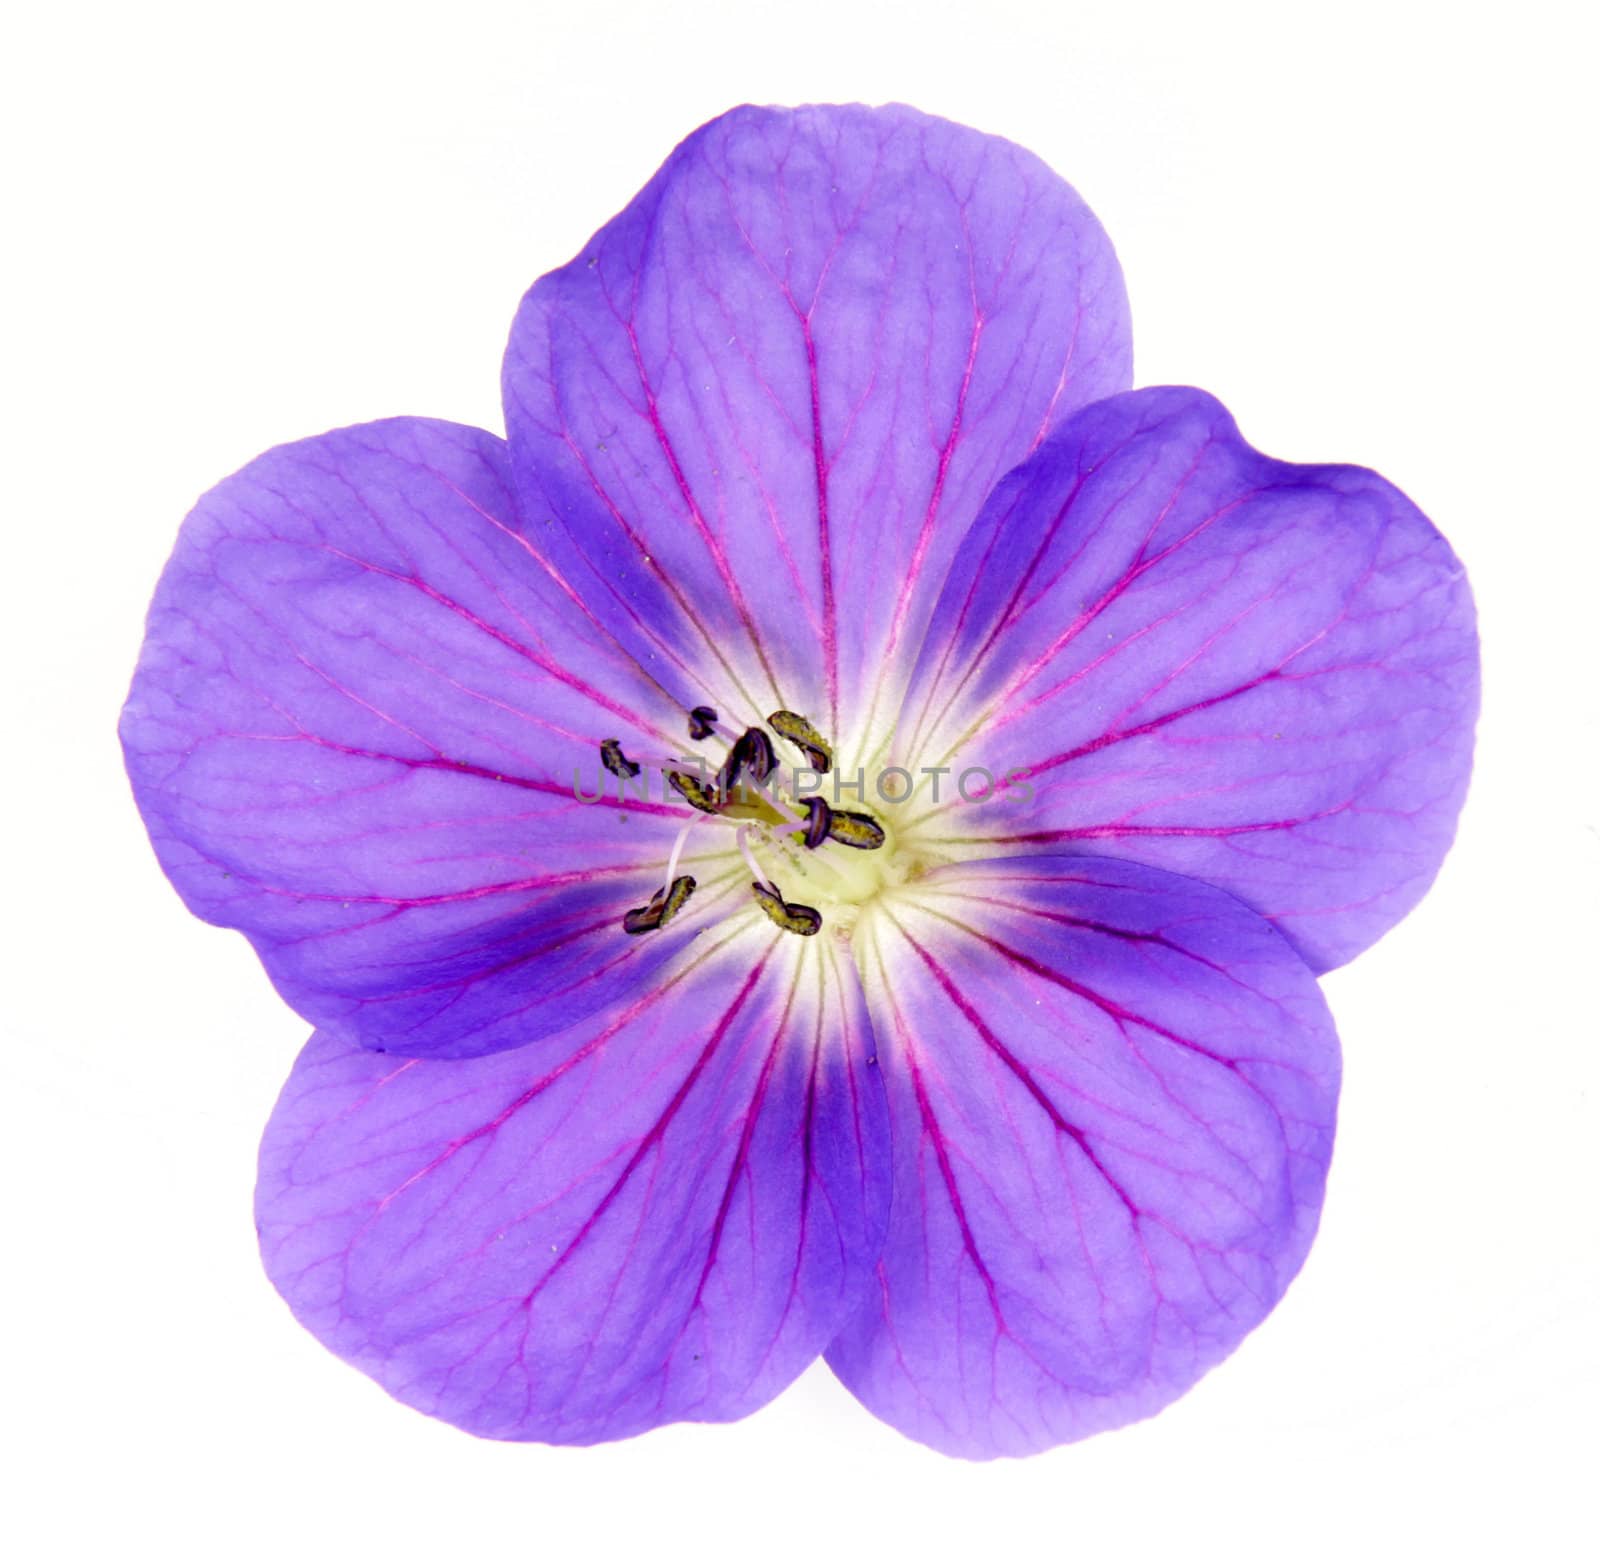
(893, 386), (1479, 971)
(502, 103), (1131, 759)
(257, 924), (890, 1443)
(828, 855), (1339, 1458)
(120, 417), (710, 1059)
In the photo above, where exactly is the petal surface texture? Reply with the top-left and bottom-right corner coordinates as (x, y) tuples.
(256, 927), (890, 1443)
(120, 417), (711, 1060)
(829, 855), (1340, 1458)
(502, 102), (1131, 756)
(895, 386), (1479, 972)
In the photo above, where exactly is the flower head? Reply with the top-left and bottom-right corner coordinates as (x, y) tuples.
(120, 104), (1478, 1458)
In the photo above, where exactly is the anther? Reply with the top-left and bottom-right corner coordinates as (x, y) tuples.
(666, 768), (721, 814)
(828, 809), (886, 850)
(801, 795), (833, 850)
(623, 874), (697, 935)
(768, 710), (832, 774)
(751, 881), (822, 937)
(687, 705), (719, 741)
(717, 726), (777, 800)
(600, 738), (640, 779)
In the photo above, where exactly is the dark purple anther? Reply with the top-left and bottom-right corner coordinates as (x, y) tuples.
(802, 796), (833, 850)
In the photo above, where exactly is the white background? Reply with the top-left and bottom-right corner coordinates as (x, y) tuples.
(4, 2), (1596, 1556)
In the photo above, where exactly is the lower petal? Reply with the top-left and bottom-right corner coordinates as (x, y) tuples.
(257, 922), (889, 1443)
(828, 854), (1339, 1458)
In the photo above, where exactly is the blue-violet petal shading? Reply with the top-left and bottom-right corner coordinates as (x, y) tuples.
(256, 926), (890, 1443)
(119, 417), (708, 1060)
(827, 853), (1339, 1459)
(118, 101), (1478, 1460)
(893, 386), (1479, 972)
(502, 102), (1132, 743)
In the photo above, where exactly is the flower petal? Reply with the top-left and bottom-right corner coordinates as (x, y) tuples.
(256, 926), (890, 1443)
(502, 103), (1131, 759)
(120, 416), (720, 1060)
(894, 387), (1479, 972)
(828, 854), (1339, 1459)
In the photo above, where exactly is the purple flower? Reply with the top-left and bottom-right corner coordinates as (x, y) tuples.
(120, 104), (1478, 1459)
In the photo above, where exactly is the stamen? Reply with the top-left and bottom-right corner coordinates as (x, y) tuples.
(741, 727), (777, 781)
(717, 726), (777, 801)
(600, 738), (641, 779)
(827, 809), (886, 850)
(801, 795), (833, 850)
(605, 704), (884, 942)
(751, 881), (822, 937)
(622, 874), (697, 935)
(658, 873), (696, 923)
(666, 768), (721, 814)
(735, 823), (767, 885)
(769, 710), (833, 773)
(664, 815), (701, 888)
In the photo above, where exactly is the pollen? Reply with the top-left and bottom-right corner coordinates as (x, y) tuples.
(603, 710), (902, 939)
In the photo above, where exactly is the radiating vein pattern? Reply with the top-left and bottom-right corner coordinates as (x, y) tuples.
(894, 387), (1479, 972)
(119, 104), (1479, 1461)
(120, 419), (733, 1059)
(827, 854), (1339, 1457)
(257, 928), (890, 1443)
(503, 103), (1131, 763)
